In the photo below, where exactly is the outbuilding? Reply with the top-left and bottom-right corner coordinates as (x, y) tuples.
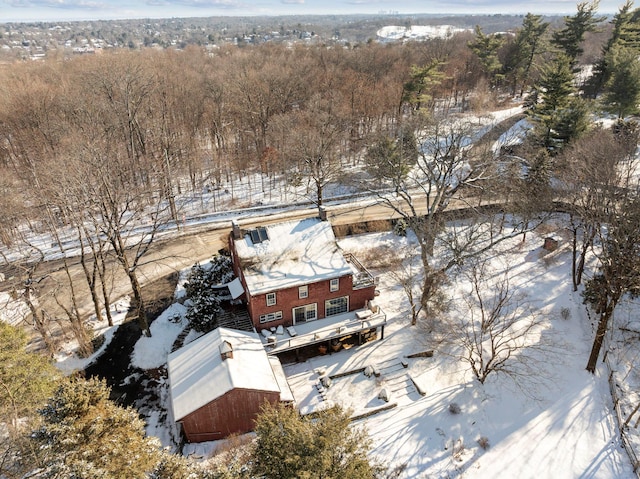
(167, 327), (294, 442)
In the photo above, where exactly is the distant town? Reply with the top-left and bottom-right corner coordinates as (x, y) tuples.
(0, 14), (546, 62)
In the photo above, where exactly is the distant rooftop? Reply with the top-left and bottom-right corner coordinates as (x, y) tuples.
(234, 218), (352, 296)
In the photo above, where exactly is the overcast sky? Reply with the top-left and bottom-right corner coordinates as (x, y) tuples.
(1, 0), (627, 23)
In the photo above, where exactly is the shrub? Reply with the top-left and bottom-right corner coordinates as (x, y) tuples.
(393, 218), (408, 237)
(477, 436), (490, 450)
(448, 403), (461, 414)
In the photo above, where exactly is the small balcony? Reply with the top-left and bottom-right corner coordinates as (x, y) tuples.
(344, 253), (376, 290)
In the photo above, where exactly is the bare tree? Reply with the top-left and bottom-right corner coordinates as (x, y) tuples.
(0, 246), (56, 355)
(85, 149), (172, 338)
(558, 125), (636, 291)
(363, 112), (529, 320)
(448, 260), (544, 384)
(583, 194), (640, 373)
(385, 243), (424, 326)
(271, 92), (347, 208)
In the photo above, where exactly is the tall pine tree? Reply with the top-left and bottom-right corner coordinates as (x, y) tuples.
(552, 0), (604, 68)
(526, 54), (589, 150)
(588, 1), (640, 96)
(510, 13), (550, 96)
(604, 45), (640, 118)
(469, 26), (505, 88)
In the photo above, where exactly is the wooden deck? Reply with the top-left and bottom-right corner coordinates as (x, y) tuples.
(262, 308), (387, 356)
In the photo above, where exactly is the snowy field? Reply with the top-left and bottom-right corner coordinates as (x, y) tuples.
(376, 25), (471, 42)
(127, 220), (634, 478)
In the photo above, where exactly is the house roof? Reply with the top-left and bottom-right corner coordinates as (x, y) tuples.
(167, 327), (282, 421)
(234, 218), (352, 296)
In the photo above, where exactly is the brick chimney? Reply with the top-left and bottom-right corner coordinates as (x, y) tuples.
(319, 206), (327, 221)
(231, 220), (241, 240)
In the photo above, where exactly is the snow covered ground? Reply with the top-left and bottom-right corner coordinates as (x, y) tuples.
(128, 221), (635, 478)
(2, 205), (636, 476)
(2, 104), (637, 476)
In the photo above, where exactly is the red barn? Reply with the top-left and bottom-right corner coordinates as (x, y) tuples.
(167, 327), (293, 442)
(229, 217), (377, 333)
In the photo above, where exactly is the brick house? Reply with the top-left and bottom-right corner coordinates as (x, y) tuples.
(229, 217), (377, 333)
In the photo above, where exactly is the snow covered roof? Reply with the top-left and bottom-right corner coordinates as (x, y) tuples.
(269, 356), (294, 403)
(167, 327), (283, 421)
(234, 218), (352, 296)
(376, 25), (470, 42)
(227, 277), (244, 299)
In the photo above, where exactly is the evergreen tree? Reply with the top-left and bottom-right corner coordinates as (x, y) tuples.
(552, 0), (604, 67)
(552, 96), (592, 145)
(0, 322), (61, 479)
(365, 126), (419, 185)
(509, 13), (550, 96)
(603, 45), (640, 118)
(588, 1), (640, 96)
(150, 449), (213, 479)
(184, 254), (234, 333)
(251, 404), (381, 479)
(526, 54), (589, 150)
(401, 60), (446, 113)
(34, 377), (160, 479)
(468, 26), (505, 88)
(0, 323), (60, 428)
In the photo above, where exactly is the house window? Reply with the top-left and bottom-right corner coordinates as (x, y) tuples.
(299, 285), (308, 299)
(293, 303), (317, 323)
(325, 296), (348, 316)
(266, 292), (276, 307)
(260, 311), (283, 324)
(330, 278), (339, 292)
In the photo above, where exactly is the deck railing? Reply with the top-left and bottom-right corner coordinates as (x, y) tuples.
(344, 253), (376, 290)
(265, 308), (386, 355)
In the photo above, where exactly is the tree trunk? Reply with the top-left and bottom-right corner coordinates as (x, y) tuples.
(571, 226), (578, 292)
(586, 301), (616, 373)
(100, 276), (114, 327)
(24, 295), (56, 355)
(575, 226), (595, 288)
(78, 228), (105, 325)
(316, 178), (323, 207)
(420, 268), (443, 321)
(128, 269), (150, 337)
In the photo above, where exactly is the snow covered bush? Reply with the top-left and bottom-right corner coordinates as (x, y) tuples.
(184, 254), (234, 333)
